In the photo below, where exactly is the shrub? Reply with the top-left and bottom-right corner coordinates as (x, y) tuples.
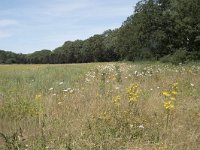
(160, 48), (188, 65)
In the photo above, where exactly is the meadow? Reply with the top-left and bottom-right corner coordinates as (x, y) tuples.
(0, 62), (200, 150)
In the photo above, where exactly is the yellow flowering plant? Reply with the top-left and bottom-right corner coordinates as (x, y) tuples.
(162, 82), (179, 128)
(112, 95), (121, 107)
(162, 82), (178, 110)
(127, 84), (140, 104)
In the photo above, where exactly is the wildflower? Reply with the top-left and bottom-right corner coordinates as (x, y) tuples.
(162, 91), (171, 97)
(127, 84), (140, 104)
(170, 97), (176, 101)
(173, 82), (178, 87)
(69, 89), (74, 94)
(130, 124), (134, 128)
(85, 78), (90, 82)
(134, 71), (138, 75)
(162, 82), (179, 111)
(49, 88), (53, 91)
(115, 86), (120, 90)
(164, 101), (174, 110)
(138, 124), (144, 129)
(59, 82), (63, 85)
(112, 95), (121, 106)
(171, 91), (178, 95)
(190, 83), (194, 87)
(35, 94), (42, 101)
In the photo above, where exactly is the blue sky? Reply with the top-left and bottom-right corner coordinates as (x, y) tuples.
(0, 0), (137, 53)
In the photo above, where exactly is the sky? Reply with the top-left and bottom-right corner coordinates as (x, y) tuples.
(0, 0), (137, 54)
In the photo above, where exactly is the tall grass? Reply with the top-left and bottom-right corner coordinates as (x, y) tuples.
(0, 62), (200, 149)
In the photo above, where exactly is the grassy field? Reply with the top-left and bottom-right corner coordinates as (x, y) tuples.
(0, 62), (200, 149)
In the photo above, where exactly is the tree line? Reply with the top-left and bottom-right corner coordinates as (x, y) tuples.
(0, 0), (200, 64)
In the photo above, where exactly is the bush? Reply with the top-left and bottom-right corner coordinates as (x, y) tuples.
(187, 51), (200, 61)
(160, 48), (188, 65)
(5, 58), (17, 64)
(160, 55), (172, 63)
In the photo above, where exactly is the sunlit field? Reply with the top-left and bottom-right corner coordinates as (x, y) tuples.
(0, 62), (200, 149)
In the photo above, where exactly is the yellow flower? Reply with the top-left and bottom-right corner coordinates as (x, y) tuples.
(127, 84), (140, 103)
(162, 91), (171, 97)
(173, 82), (178, 86)
(112, 95), (121, 106)
(35, 94), (42, 101)
(164, 101), (174, 110)
(171, 91), (178, 95)
(170, 97), (176, 101)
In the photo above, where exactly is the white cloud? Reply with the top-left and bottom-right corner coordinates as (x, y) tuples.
(0, 31), (12, 38)
(31, 0), (132, 21)
(39, 1), (91, 17)
(0, 0), (136, 52)
(0, 19), (18, 38)
(0, 19), (18, 27)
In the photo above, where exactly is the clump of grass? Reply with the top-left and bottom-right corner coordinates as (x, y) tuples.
(0, 62), (200, 149)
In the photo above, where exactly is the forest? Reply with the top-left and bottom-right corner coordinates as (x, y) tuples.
(0, 0), (200, 64)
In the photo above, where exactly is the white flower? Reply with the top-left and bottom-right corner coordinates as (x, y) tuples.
(63, 88), (71, 92)
(59, 82), (63, 85)
(69, 89), (74, 93)
(150, 88), (153, 91)
(85, 78), (90, 82)
(130, 124), (134, 128)
(190, 83), (194, 87)
(49, 88), (53, 91)
(138, 124), (144, 129)
(52, 93), (56, 96)
(115, 86), (120, 90)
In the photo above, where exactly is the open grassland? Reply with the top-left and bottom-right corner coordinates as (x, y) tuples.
(0, 62), (200, 150)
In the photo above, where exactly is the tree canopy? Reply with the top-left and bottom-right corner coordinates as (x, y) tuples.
(1, 0), (199, 64)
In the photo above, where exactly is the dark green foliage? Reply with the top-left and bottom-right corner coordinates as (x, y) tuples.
(26, 49), (51, 64)
(117, 0), (200, 62)
(160, 48), (188, 64)
(0, 50), (27, 64)
(0, 0), (199, 64)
